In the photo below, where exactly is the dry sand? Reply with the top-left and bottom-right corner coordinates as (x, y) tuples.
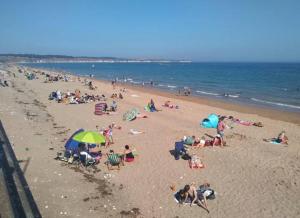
(0, 64), (300, 218)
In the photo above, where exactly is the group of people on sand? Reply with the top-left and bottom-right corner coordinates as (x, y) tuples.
(45, 73), (69, 82)
(49, 89), (106, 104)
(106, 145), (135, 170)
(175, 182), (214, 213)
(173, 113), (289, 212)
(111, 93), (123, 99)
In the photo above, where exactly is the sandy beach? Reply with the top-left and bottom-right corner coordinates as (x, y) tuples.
(1, 64), (300, 218)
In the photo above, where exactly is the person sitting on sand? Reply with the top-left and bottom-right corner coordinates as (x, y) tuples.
(212, 134), (226, 147)
(121, 145), (135, 163)
(148, 99), (159, 112)
(264, 131), (288, 144)
(118, 93), (123, 99)
(110, 100), (117, 112)
(182, 183), (209, 212)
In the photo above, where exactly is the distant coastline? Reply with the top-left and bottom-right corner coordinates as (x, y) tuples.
(0, 53), (192, 64)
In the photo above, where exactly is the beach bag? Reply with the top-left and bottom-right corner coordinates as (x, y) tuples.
(199, 185), (215, 200)
(189, 155), (204, 169)
(182, 153), (191, 160)
(184, 136), (194, 145)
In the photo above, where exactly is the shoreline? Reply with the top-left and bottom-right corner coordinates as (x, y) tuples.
(117, 83), (300, 125)
(22, 64), (300, 125)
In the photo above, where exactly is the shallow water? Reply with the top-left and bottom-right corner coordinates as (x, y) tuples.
(25, 62), (300, 112)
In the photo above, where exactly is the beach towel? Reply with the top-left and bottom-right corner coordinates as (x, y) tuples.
(144, 105), (151, 112)
(270, 140), (280, 144)
(129, 129), (144, 135)
(123, 108), (139, 121)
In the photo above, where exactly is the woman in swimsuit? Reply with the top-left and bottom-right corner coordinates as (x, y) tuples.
(123, 145), (135, 162)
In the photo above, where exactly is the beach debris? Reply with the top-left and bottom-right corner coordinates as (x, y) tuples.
(25, 147), (29, 151)
(170, 185), (176, 191)
(45, 205), (48, 209)
(129, 129), (144, 135)
(131, 94), (139, 98)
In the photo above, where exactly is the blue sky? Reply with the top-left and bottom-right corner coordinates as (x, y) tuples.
(0, 0), (300, 61)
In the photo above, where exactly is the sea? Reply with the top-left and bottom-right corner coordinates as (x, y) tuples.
(24, 62), (300, 112)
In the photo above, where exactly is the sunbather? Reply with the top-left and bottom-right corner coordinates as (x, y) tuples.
(163, 100), (179, 109)
(263, 131), (288, 144)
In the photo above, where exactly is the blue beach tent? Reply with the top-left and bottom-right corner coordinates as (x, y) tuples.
(65, 128), (84, 153)
(201, 114), (219, 128)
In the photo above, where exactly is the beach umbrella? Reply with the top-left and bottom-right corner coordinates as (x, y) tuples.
(73, 131), (105, 144)
(123, 108), (139, 121)
(65, 128), (84, 152)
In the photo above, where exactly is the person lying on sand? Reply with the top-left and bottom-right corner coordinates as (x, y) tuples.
(163, 100), (179, 109)
(227, 116), (263, 127)
(197, 135), (227, 148)
(263, 131), (288, 144)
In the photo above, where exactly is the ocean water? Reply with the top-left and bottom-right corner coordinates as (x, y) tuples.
(25, 62), (300, 112)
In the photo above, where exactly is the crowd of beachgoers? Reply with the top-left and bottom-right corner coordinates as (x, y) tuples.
(3, 66), (289, 214)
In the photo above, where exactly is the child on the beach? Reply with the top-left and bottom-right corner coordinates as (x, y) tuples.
(216, 117), (226, 147)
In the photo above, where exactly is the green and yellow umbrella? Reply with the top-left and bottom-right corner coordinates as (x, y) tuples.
(73, 131), (105, 144)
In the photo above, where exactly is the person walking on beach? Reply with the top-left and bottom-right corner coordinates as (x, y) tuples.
(216, 117), (226, 147)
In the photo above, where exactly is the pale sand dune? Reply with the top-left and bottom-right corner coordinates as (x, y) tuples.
(0, 64), (300, 218)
